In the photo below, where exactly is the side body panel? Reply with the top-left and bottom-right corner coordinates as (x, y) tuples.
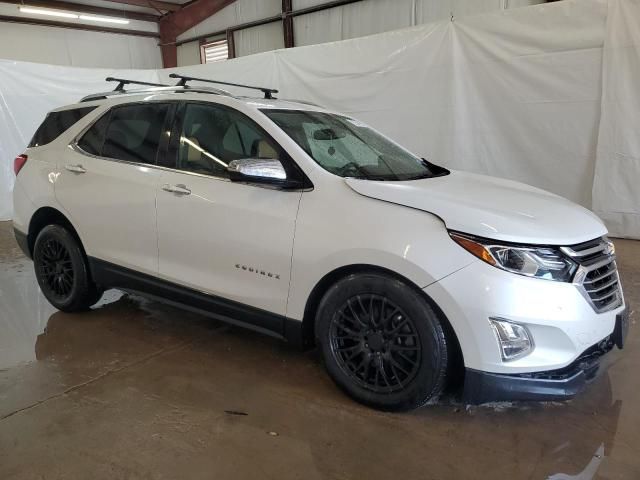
(54, 148), (162, 275)
(155, 171), (302, 316)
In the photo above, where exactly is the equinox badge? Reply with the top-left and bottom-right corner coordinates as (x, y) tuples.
(235, 264), (280, 280)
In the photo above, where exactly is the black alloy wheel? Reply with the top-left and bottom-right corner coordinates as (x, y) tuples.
(37, 237), (75, 301)
(33, 225), (103, 312)
(329, 294), (421, 393)
(316, 273), (449, 411)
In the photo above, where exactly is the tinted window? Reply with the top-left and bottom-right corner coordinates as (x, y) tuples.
(102, 104), (169, 164)
(77, 111), (110, 156)
(29, 106), (97, 147)
(177, 103), (282, 178)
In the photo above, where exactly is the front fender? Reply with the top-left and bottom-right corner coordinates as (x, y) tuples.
(286, 187), (474, 320)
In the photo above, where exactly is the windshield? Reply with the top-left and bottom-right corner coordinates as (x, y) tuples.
(262, 109), (442, 181)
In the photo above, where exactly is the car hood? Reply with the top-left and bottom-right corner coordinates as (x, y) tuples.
(344, 170), (607, 245)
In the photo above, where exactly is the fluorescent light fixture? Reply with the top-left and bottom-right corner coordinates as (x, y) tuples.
(18, 6), (130, 24)
(19, 6), (79, 19)
(79, 15), (130, 25)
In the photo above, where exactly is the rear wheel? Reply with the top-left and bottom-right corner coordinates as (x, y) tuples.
(33, 225), (102, 312)
(315, 273), (449, 411)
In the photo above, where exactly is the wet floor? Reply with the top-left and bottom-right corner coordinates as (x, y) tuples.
(0, 221), (638, 479)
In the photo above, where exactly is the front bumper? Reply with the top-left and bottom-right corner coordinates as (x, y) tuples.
(425, 259), (626, 374)
(463, 329), (620, 403)
(425, 257), (627, 402)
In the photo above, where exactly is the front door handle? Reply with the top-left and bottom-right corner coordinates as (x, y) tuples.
(162, 183), (191, 195)
(65, 164), (86, 174)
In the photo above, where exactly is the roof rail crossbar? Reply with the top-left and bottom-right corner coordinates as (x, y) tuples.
(105, 77), (169, 92)
(169, 73), (278, 99)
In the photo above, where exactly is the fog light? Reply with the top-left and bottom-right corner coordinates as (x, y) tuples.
(489, 318), (534, 361)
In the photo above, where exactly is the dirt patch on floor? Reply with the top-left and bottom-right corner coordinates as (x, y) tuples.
(0, 221), (24, 263)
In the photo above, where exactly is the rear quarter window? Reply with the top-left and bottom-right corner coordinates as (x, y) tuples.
(77, 110), (111, 156)
(29, 106), (97, 147)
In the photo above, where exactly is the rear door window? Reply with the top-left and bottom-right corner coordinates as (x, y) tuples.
(101, 104), (170, 165)
(29, 106), (97, 147)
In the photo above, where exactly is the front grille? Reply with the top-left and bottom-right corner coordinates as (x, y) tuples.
(561, 237), (622, 313)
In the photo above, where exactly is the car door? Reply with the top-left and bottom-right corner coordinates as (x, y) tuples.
(155, 101), (303, 317)
(56, 102), (173, 275)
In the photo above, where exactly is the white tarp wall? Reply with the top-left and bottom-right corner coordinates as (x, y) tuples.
(1, 0), (638, 239)
(592, 0), (640, 239)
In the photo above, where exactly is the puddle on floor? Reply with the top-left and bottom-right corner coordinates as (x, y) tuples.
(0, 259), (122, 370)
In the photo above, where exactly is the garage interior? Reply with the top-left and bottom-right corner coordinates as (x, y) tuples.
(0, 0), (639, 478)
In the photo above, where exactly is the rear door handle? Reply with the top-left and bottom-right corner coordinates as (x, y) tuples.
(162, 183), (191, 195)
(65, 164), (86, 174)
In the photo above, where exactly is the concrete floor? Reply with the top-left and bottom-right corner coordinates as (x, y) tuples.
(0, 221), (638, 479)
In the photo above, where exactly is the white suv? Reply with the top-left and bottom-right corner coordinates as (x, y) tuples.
(12, 76), (628, 411)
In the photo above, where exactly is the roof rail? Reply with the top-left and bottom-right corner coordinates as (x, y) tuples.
(169, 73), (278, 99)
(105, 77), (169, 91)
(79, 85), (234, 103)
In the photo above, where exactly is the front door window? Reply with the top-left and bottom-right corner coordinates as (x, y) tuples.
(175, 103), (282, 178)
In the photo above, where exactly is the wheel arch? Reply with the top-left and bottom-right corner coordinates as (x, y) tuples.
(301, 264), (464, 383)
(27, 207), (86, 258)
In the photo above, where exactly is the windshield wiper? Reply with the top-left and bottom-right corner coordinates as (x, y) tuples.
(421, 158), (450, 177)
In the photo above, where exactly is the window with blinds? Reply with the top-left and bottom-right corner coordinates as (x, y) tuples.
(200, 40), (229, 64)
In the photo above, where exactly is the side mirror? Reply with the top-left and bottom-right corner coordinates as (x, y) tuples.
(227, 158), (288, 185)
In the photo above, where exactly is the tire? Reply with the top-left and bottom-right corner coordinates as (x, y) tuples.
(33, 225), (103, 312)
(315, 273), (449, 411)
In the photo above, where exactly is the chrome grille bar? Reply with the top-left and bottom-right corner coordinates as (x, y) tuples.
(562, 243), (608, 258)
(584, 277), (619, 294)
(583, 269), (616, 285)
(564, 237), (622, 313)
(590, 289), (619, 303)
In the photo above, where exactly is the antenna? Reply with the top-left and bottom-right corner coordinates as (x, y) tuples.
(168, 73), (278, 99)
(105, 77), (169, 92)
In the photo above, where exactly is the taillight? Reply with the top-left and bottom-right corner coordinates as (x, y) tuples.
(14, 154), (28, 175)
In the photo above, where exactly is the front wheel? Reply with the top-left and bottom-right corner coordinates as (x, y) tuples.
(315, 273), (449, 411)
(33, 225), (103, 312)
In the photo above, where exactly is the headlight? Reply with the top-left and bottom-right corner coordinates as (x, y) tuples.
(450, 232), (577, 282)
